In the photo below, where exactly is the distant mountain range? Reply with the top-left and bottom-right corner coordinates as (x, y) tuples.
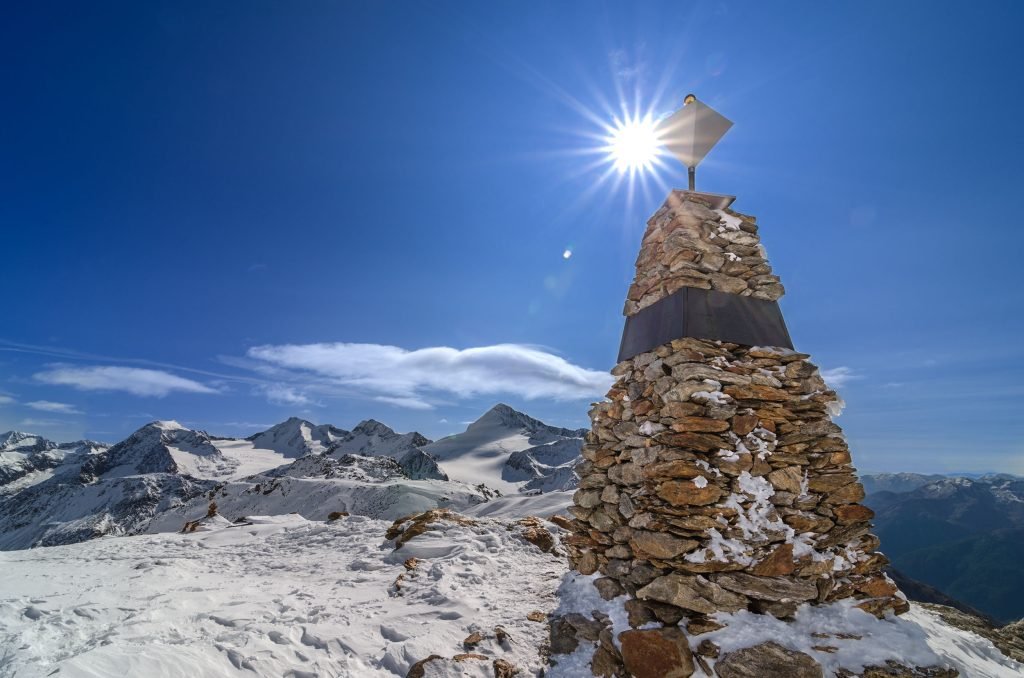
(861, 472), (1024, 623)
(0, 404), (585, 550)
(4, 412), (1022, 625)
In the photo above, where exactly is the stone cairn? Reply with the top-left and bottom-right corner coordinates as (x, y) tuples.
(552, 191), (926, 677)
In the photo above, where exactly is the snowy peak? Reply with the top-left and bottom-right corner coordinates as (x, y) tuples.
(0, 431), (58, 454)
(247, 417), (348, 457)
(469, 403), (587, 441)
(423, 404), (587, 494)
(83, 421), (223, 479)
(327, 419), (432, 459)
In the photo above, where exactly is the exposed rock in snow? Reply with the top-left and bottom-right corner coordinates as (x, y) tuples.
(397, 447), (449, 481)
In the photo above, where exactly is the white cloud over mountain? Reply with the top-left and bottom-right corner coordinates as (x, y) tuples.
(246, 342), (612, 409)
(26, 400), (83, 414)
(33, 366), (218, 397)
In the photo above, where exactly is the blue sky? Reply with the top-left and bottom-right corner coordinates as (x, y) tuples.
(3, 2), (1022, 474)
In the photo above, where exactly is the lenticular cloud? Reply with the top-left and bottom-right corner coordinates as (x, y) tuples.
(246, 342), (612, 407)
(34, 365), (218, 397)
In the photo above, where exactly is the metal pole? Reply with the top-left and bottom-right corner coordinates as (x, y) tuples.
(688, 166), (695, 191)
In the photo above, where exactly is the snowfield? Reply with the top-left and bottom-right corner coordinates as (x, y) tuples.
(0, 514), (565, 678)
(3, 504), (1023, 677)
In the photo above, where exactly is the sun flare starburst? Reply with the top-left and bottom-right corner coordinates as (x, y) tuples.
(605, 113), (663, 174)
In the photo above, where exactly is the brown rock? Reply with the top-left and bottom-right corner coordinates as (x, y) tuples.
(715, 641), (823, 678)
(686, 617), (726, 635)
(696, 639), (720, 658)
(463, 631), (484, 647)
(715, 572), (818, 603)
(670, 417), (731, 433)
(659, 431), (724, 452)
(784, 513), (835, 533)
(642, 460), (704, 480)
(637, 574), (747, 614)
(833, 504), (875, 524)
(731, 413), (759, 436)
(618, 628), (695, 678)
(723, 384), (791, 402)
(825, 482), (866, 505)
(767, 466), (803, 494)
(857, 576), (899, 599)
(750, 543), (796, 576)
(664, 401), (705, 418)
(577, 550), (599, 575)
(453, 652), (488, 662)
(657, 480), (723, 506)
(406, 655), (444, 678)
(527, 610), (546, 622)
(630, 531), (699, 559)
(520, 526), (556, 553)
(493, 658), (519, 678)
(590, 645), (623, 678)
(594, 577), (626, 600)
(807, 473), (857, 493)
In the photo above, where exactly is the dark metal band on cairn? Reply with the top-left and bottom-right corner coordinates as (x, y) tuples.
(617, 286), (793, 362)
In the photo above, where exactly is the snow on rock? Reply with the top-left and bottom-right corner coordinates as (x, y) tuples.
(548, 573), (1024, 678)
(0, 513), (566, 677)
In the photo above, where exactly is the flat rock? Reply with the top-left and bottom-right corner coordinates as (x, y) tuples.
(715, 641), (823, 678)
(715, 572), (818, 602)
(637, 574), (746, 614)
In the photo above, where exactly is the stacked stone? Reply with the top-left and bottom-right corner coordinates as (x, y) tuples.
(557, 192), (912, 676)
(623, 191), (783, 317)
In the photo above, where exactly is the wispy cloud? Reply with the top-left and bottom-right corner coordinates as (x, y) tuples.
(820, 366), (861, 389)
(34, 365), (218, 397)
(19, 418), (65, 429)
(26, 400), (83, 415)
(374, 395), (433, 410)
(257, 384), (316, 407)
(0, 395), (14, 405)
(245, 342), (613, 410)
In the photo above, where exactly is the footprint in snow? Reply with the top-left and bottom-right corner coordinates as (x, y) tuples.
(22, 606), (47, 620)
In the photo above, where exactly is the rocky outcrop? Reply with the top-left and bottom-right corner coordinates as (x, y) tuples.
(919, 603), (1024, 664)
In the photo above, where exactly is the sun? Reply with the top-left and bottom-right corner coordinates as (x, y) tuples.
(605, 113), (662, 174)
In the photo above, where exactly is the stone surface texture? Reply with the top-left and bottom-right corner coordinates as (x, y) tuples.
(552, 191), (932, 677)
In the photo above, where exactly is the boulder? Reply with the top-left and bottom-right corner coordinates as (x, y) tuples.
(618, 628), (695, 678)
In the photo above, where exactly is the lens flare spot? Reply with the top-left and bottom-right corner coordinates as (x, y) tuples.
(605, 114), (661, 173)
(562, 249), (573, 260)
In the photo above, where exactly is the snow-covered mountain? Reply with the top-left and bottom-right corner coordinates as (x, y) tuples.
(0, 407), (577, 551)
(327, 419), (447, 480)
(0, 431), (107, 495)
(246, 416), (348, 457)
(423, 403), (587, 494)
